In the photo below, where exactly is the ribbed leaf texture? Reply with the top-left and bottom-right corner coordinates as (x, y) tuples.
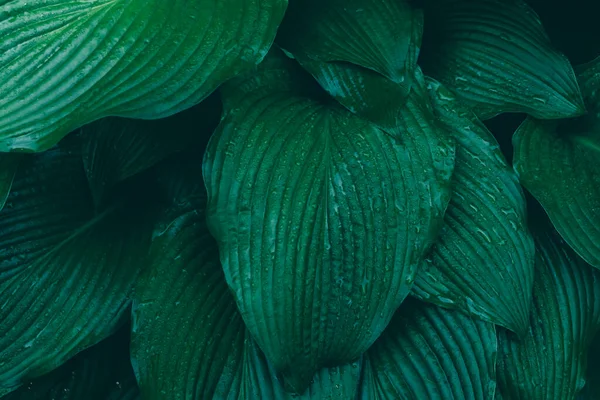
(412, 79), (535, 335)
(203, 50), (455, 392)
(0, 0), (286, 151)
(420, 0), (584, 119)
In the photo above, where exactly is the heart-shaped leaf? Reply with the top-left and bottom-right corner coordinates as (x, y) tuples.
(497, 226), (600, 399)
(411, 79), (535, 335)
(513, 56), (600, 268)
(420, 0), (585, 120)
(277, 0), (422, 128)
(131, 164), (361, 398)
(0, 0), (286, 152)
(0, 142), (153, 396)
(203, 51), (455, 392)
(361, 298), (497, 399)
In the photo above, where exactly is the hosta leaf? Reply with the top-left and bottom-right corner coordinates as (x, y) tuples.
(361, 298), (497, 399)
(81, 94), (221, 206)
(131, 176), (361, 399)
(0, 154), (21, 212)
(203, 50), (455, 392)
(0, 144), (153, 395)
(1, 327), (139, 400)
(513, 57), (600, 268)
(578, 334), (600, 399)
(411, 79), (535, 335)
(497, 226), (600, 399)
(278, 0), (422, 128)
(420, 0), (585, 120)
(0, 0), (286, 152)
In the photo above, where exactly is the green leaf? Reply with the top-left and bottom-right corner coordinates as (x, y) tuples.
(203, 50), (455, 392)
(420, 0), (585, 120)
(131, 174), (361, 399)
(578, 333), (600, 399)
(497, 226), (600, 400)
(0, 0), (287, 152)
(1, 327), (139, 400)
(513, 57), (600, 268)
(411, 79), (535, 335)
(81, 94), (221, 206)
(0, 154), (21, 212)
(0, 144), (153, 395)
(361, 298), (497, 399)
(277, 0), (423, 128)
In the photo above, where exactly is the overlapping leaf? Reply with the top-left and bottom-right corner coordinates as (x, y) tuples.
(203, 51), (455, 392)
(0, 154), (21, 212)
(1, 327), (139, 400)
(277, 0), (422, 128)
(420, 0), (584, 120)
(578, 334), (600, 399)
(0, 0), (286, 152)
(411, 79), (535, 335)
(81, 94), (221, 206)
(0, 142), (153, 396)
(513, 56), (600, 268)
(497, 226), (600, 399)
(360, 298), (497, 399)
(131, 165), (361, 398)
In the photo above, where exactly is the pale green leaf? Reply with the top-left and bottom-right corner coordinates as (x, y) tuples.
(0, 0), (286, 152)
(203, 50), (455, 392)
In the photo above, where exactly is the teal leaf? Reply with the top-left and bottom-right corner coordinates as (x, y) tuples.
(0, 0), (286, 152)
(361, 298), (497, 399)
(130, 169), (361, 399)
(0, 154), (21, 212)
(513, 57), (600, 268)
(277, 0), (423, 128)
(578, 334), (600, 399)
(420, 0), (585, 120)
(1, 327), (139, 400)
(411, 79), (535, 335)
(497, 226), (600, 399)
(81, 94), (221, 206)
(0, 143), (153, 395)
(203, 50), (455, 392)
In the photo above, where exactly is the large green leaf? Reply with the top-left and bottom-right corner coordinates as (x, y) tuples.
(420, 0), (584, 120)
(513, 57), (600, 268)
(411, 79), (535, 335)
(360, 298), (497, 399)
(1, 327), (139, 400)
(277, 0), (422, 128)
(0, 154), (21, 212)
(81, 94), (221, 206)
(497, 226), (600, 399)
(203, 50), (455, 392)
(131, 167), (361, 399)
(0, 0), (286, 152)
(0, 142), (153, 395)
